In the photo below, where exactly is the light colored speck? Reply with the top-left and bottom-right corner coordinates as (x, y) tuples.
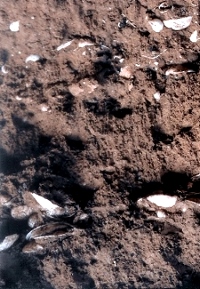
(40, 105), (49, 112)
(18, 51), (21, 54)
(182, 206), (187, 212)
(16, 96), (22, 100)
(31, 16), (35, 20)
(153, 91), (161, 101)
(1, 65), (8, 74)
(156, 210), (166, 218)
(10, 21), (20, 32)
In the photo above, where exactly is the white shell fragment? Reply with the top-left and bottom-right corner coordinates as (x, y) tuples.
(25, 55), (40, 63)
(148, 19), (164, 32)
(153, 91), (161, 101)
(78, 41), (94, 48)
(57, 40), (73, 51)
(0, 234), (19, 251)
(1, 65), (8, 74)
(156, 210), (166, 218)
(9, 21), (19, 32)
(163, 16), (192, 31)
(165, 67), (195, 76)
(40, 104), (49, 112)
(16, 96), (22, 100)
(31, 193), (65, 216)
(147, 194), (177, 208)
(158, 2), (170, 13)
(190, 30), (198, 42)
(119, 66), (132, 79)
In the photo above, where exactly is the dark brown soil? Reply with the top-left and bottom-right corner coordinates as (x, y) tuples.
(1, 0), (200, 288)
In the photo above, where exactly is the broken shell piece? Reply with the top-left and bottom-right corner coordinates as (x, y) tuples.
(190, 30), (198, 43)
(163, 16), (192, 31)
(0, 234), (19, 251)
(165, 68), (183, 76)
(16, 96), (22, 100)
(165, 66), (195, 76)
(156, 210), (166, 218)
(147, 194), (177, 208)
(25, 55), (40, 63)
(57, 40), (73, 51)
(1, 65), (8, 74)
(26, 222), (74, 240)
(31, 193), (65, 217)
(9, 21), (19, 32)
(11, 205), (33, 219)
(119, 66), (132, 79)
(148, 19), (164, 32)
(78, 41), (94, 48)
(158, 2), (170, 12)
(153, 91), (161, 101)
(22, 240), (44, 254)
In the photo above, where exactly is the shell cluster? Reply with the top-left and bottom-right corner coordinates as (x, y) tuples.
(1, 191), (74, 253)
(148, 16), (192, 32)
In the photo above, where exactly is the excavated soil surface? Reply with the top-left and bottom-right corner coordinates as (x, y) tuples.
(1, 0), (200, 288)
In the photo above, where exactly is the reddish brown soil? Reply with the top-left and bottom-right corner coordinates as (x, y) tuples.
(1, 0), (200, 288)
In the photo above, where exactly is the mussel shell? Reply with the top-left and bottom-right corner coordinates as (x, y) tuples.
(26, 222), (74, 240)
